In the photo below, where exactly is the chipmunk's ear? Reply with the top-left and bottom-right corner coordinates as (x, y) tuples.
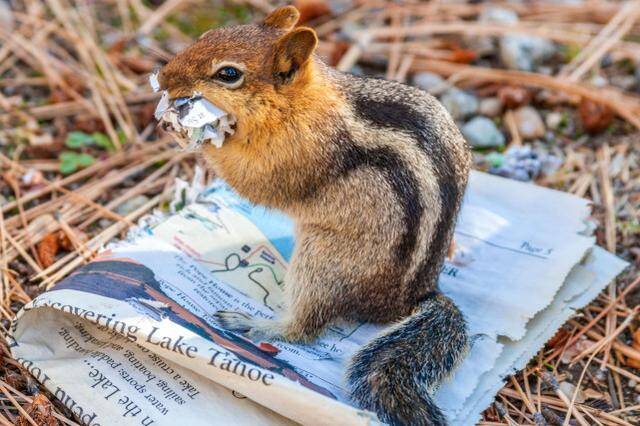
(272, 27), (317, 84)
(263, 6), (299, 30)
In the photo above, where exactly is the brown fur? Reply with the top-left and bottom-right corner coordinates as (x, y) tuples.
(159, 7), (471, 425)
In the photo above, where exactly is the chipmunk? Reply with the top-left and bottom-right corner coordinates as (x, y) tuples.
(157, 6), (471, 425)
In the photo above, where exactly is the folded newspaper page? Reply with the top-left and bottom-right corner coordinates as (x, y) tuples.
(10, 171), (627, 426)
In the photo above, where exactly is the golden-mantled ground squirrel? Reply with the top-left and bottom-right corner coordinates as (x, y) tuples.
(158, 6), (471, 425)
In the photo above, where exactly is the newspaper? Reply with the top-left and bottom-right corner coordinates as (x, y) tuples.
(10, 171), (627, 426)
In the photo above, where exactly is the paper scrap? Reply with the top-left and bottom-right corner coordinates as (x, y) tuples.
(149, 72), (236, 150)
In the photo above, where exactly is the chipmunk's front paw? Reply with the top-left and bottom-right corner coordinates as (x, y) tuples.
(214, 310), (254, 333)
(214, 310), (282, 342)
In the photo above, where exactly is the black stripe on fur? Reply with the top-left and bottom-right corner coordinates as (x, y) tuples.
(335, 140), (423, 267)
(350, 94), (461, 293)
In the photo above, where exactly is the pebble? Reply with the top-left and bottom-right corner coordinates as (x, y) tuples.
(579, 98), (613, 134)
(488, 145), (561, 182)
(499, 35), (556, 71)
(589, 74), (608, 88)
(479, 7), (519, 24)
(513, 106), (546, 140)
(99, 219), (113, 229)
(479, 97), (503, 117)
(468, 7), (519, 57)
(558, 382), (585, 404)
(610, 75), (637, 91)
(498, 86), (532, 109)
(440, 88), (479, 120)
(545, 112), (565, 131)
(412, 72), (449, 96)
(0, 1), (13, 32)
(115, 195), (150, 216)
(462, 117), (505, 148)
(628, 379), (637, 388)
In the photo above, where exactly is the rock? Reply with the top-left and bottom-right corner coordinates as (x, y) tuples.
(537, 66), (553, 75)
(21, 168), (45, 188)
(578, 98), (613, 134)
(0, 1), (13, 32)
(513, 106), (546, 140)
(545, 112), (565, 131)
(488, 145), (561, 182)
(629, 379), (637, 388)
(499, 35), (555, 71)
(610, 75), (637, 91)
(99, 219), (113, 229)
(115, 195), (150, 216)
(589, 74), (608, 88)
(559, 382), (585, 404)
(441, 88), (479, 120)
(412, 72), (449, 96)
(498, 86), (532, 109)
(479, 97), (503, 117)
(468, 7), (519, 57)
(479, 6), (519, 24)
(462, 117), (505, 148)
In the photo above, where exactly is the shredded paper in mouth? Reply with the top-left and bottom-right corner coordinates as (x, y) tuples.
(150, 72), (236, 151)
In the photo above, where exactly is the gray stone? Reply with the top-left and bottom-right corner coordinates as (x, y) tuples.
(469, 7), (520, 57)
(479, 97), (503, 117)
(115, 195), (150, 216)
(99, 219), (113, 229)
(441, 88), (479, 120)
(589, 74), (608, 88)
(499, 35), (555, 71)
(488, 145), (561, 182)
(0, 2), (13, 32)
(611, 75), (637, 91)
(412, 72), (449, 96)
(514, 106), (546, 140)
(479, 7), (519, 24)
(462, 117), (505, 148)
(559, 382), (585, 404)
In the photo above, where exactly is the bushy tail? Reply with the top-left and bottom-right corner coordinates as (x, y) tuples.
(347, 291), (468, 426)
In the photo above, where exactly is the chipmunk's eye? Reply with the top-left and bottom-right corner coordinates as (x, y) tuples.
(214, 66), (243, 85)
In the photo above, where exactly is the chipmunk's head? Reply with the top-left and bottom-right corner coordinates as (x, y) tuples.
(157, 6), (319, 146)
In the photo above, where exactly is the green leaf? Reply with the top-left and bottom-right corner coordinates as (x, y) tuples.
(485, 152), (505, 168)
(92, 132), (114, 151)
(77, 153), (96, 167)
(59, 151), (78, 162)
(59, 151), (79, 174)
(65, 131), (94, 148)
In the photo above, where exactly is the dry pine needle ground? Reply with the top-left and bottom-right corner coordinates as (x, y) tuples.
(1, 0), (640, 425)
